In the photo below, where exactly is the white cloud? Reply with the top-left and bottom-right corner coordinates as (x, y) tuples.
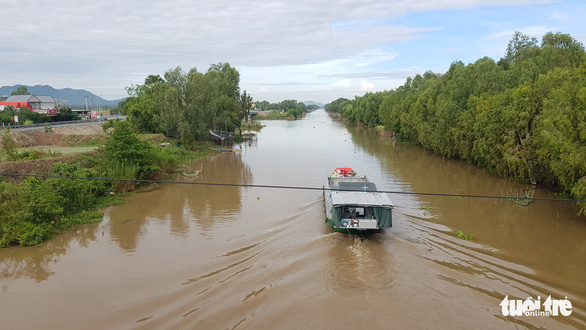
(0, 0), (573, 101)
(335, 79), (352, 88)
(361, 81), (375, 90)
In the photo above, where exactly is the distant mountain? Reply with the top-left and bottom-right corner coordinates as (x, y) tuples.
(303, 101), (325, 108)
(0, 85), (125, 109)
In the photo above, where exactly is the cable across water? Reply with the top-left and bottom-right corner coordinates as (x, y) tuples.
(1, 172), (584, 203)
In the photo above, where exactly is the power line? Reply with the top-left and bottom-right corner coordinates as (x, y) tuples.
(1, 172), (584, 204)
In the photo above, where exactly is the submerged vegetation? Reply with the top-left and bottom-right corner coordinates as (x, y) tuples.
(326, 31), (586, 214)
(456, 230), (474, 240)
(240, 122), (264, 131)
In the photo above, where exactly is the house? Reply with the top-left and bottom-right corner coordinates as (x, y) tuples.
(4, 95), (57, 113)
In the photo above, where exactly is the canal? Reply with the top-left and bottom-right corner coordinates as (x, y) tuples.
(1, 109), (585, 329)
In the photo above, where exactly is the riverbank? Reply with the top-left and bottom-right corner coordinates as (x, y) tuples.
(0, 126), (217, 247)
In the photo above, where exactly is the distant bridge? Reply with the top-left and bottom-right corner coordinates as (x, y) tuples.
(249, 110), (272, 118)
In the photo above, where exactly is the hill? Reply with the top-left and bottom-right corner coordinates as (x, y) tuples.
(0, 85), (125, 109)
(303, 100), (325, 108)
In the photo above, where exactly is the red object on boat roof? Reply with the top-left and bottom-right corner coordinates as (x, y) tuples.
(333, 168), (355, 176)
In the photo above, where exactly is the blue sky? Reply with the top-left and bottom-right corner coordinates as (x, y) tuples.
(0, 0), (584, 104)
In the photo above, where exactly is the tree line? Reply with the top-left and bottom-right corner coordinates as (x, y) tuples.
(119, 63), (252, 143)
(255, 99), (318, 119)
(255, 99), (316, 111)
(326, 32), (586, 212)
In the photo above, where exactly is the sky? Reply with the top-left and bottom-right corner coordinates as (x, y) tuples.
(1, 0), (584, 104)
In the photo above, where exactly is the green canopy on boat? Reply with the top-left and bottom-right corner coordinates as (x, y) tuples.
(373, 206), (393, 228)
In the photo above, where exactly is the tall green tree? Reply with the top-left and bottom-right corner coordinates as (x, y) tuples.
(123, 77), (162, 133)
(205, 62), (242, 133)
(503, 31), (538, 65)
(11, 86), (30, 96)
(325, 98), (350, 113)
(121, 63), (245, 144)
(240, 90), (253, 122)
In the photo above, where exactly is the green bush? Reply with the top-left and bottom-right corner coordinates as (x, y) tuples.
(1, 129), (18, 160)
(102, 120), (156, 179)
(106, 163), (139, 192)
(49, 164), (108, 213)
(21, 177), (64, 224)
(16, 222), (47, 246)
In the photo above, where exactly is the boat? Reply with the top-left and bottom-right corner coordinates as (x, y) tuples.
(324, 168), (393, 234)
(181, 171), (200, 178)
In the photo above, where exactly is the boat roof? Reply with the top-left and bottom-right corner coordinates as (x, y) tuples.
(331, 191), (393, 207)
(338, 182), (377, 192)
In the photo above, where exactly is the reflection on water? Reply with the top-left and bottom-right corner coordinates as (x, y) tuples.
(106, 151), (252, 250)
(0, 224), (99, 284)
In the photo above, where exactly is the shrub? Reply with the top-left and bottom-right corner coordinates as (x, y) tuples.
(106, 163), (139, 192)
(21, 177), (64, 224)
(1, 129), (18, 160)
(102, 120), (156, 179)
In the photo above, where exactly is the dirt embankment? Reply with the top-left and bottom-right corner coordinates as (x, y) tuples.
(5, 123), (106, 147)
(0, 124), (106, 180)
(1, 124), (169, 179)
(0, 156), (80, 179)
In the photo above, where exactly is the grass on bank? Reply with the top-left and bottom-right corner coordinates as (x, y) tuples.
(240, 122), (264, 131)
(0, 148), (63, 161)
(0, 122), (215, 247)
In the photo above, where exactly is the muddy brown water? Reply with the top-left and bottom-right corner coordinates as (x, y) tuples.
(1, 110), (585, 329)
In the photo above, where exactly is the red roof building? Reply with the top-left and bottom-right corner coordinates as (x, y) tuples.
(0, 102), (32, 110)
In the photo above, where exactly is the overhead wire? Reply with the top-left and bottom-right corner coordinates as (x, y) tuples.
(1, 172), (584, 203)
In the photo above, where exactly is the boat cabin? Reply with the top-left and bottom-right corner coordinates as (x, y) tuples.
(324, 167), (394, 232)
(329, 191), (393, 230)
